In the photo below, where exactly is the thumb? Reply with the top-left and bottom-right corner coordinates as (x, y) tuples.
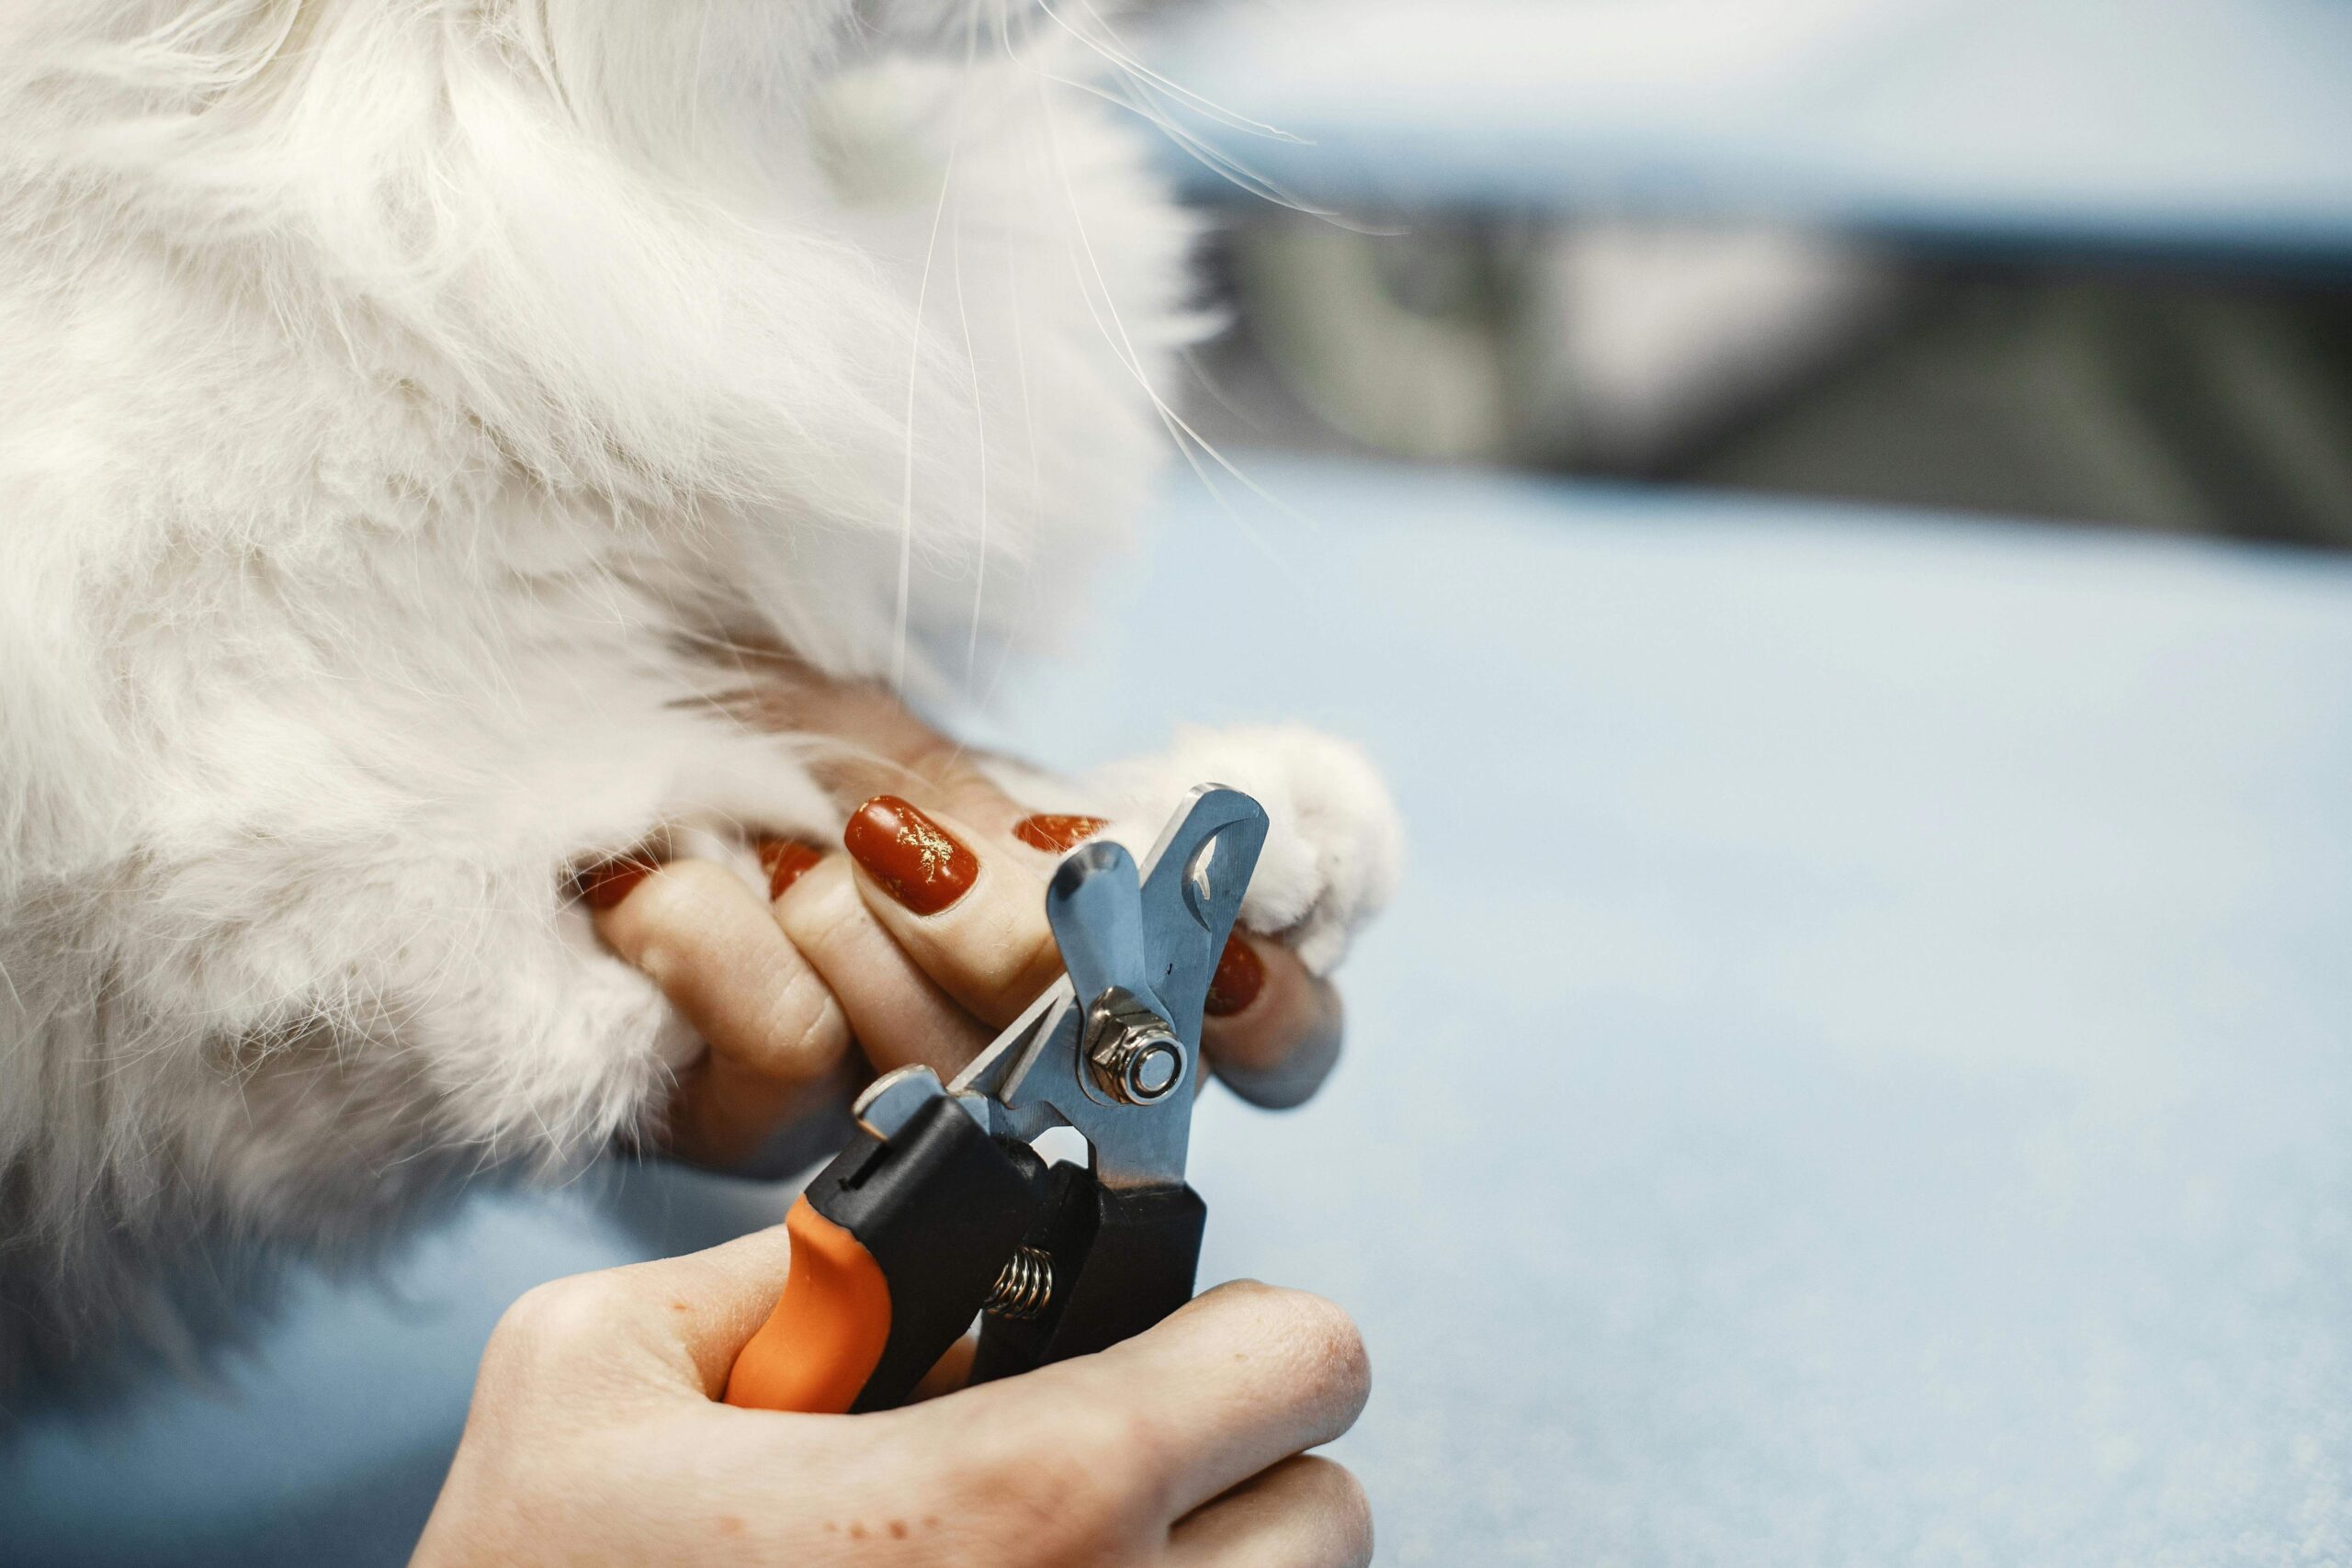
(581, 1224), (797, 1401)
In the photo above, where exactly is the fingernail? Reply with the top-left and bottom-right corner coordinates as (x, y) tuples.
(843, 795), (978, 916)
(1012, 814), (1111, 853)
(1204, 934), (1266, 1017)
(755, 837), (825, 900)
(575, 854), (659, 911)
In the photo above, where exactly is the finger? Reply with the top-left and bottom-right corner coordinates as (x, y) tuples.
(664, 1041), (831, 1171)
(1200, 935), (1346, 1111)
(840, 795), (1065, 1028)
(1166, 1456), (1374, 1568)
(945, 1280), (1371, 1518)
(768, 852), (993, 1078)
(591, 857), (853, 1100)
(485, 1224), (796, 1404)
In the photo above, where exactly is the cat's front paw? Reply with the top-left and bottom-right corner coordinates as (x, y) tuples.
(1083, 726), (1403, 976)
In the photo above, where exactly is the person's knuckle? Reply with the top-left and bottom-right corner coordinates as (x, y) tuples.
(950, 1416), (1140, 1563)
(628, 860), (712, 925)
(492, 1273), (629, 1360)
(1070, 1399), (1170, 1498)
(750, 965), (843, 1074)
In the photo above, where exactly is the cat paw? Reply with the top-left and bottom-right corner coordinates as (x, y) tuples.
(1079, 726), (1403, 976)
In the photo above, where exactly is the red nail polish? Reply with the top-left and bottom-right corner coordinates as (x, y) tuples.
(756, 838), (824, 900)
(1204, 935), (1266, 1017)
(1012, 814), (1112, 853)
(843, 795), (978, 916)
(577, 855), (658, 911)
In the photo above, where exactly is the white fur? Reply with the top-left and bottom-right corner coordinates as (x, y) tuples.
(0, 0), (1400, 1390)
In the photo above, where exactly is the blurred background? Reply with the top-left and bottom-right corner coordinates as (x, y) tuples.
(1136, 0), (2352, 544)
(1069, 4), (2352, 1558)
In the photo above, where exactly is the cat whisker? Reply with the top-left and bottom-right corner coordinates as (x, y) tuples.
(892, 49), (978, 695)
(951, 2), (993, 697)
(1035, 0), (1387, 230)
(1031, 64), (1316, 574)
(1040, 0), (1306, 143)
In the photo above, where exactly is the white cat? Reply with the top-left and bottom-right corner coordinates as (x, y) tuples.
(0, 1), (1400, 1393)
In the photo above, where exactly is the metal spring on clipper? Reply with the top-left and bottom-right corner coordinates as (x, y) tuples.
(982, 1246), (1054, 1321)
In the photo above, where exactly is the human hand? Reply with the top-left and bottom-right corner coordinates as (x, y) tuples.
(411, 1227), (1373, 1566)
(581, 677), (1348, 1168)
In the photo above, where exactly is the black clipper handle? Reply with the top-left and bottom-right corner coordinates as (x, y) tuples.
(724, 1096), (1045, 1414)
(970, 1161), (1207, 1384)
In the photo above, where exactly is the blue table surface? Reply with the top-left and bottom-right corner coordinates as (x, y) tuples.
(1144, 0), (2352, 266)
(9, 456), (2352, 1564)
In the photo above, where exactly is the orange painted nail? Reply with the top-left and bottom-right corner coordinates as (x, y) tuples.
(577, 855), (659, 911)
(756, 838), (825, 900)
(843, 796), (978, 917)
(1204, 934), (1266, 1017)
(1012, 814), (1112, 853)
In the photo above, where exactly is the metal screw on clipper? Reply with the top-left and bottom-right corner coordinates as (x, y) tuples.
(1085, 987), (1188, 1106)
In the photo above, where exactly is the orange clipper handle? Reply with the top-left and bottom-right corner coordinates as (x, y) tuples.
(719, 1085), (1046, 1416)
(723, 1197), (892, 1414)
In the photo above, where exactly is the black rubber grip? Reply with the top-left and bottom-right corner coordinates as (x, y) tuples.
(804, 1097), (1045, 1412)
(969, 1163), (1205, 1385)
